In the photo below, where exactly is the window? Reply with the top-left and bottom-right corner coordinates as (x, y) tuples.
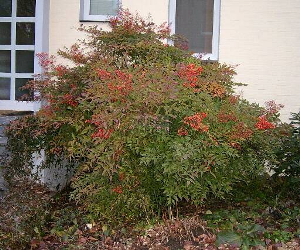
(0, 0), (49, 111)
(80, 0), (119, 22)
(169, 0), (220, 60)
(0, 0), (35, 103)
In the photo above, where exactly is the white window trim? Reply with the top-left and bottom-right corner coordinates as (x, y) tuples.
(169, 0), (221, 61)
(0, 0), (49, 111)
(80, 0), (120, 22)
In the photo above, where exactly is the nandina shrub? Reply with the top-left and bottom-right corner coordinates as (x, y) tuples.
(5, 10), (287, 224)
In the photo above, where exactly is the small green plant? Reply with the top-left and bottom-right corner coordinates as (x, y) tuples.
(271, 111), (300, 197)
(264, 230), (294, 243)
(216, 224), (265, 249)
(48, 206), (80, 242)
(204, 209), (265, 249)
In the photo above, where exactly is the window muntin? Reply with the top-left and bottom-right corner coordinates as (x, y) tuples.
(169, 0), (220, 60)
(80, 0), (119, 22)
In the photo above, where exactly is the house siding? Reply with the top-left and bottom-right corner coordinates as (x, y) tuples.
(49, 0), (169, 57)
(219, 0), (300, 121)
(49, 0), (300, 121)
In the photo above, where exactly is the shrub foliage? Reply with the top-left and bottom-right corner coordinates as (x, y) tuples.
(6, 10), (288, 224)
(271, 111), (300, 195)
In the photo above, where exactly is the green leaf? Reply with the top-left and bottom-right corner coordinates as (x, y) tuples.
(246, 224), (265, 235)
(251, 238), (265, 247)
(216, 231), (242, 247)
(241, 244), (250, 250)
(34, 226), (40, 235)
(102, 225), (110, 236)
(205, 210), (213, 215)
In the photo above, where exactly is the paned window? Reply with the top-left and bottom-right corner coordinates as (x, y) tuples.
(0, 0), (35, 103)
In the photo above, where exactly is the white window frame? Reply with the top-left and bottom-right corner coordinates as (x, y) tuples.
(80, 0), (120, 22)
(169, 0), (221, 61)
(0, 0), (49, 111)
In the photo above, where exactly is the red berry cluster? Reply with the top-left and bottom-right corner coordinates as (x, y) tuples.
(183, 112), (209, 133)
(112, 186), (123, 194)
(107, 70), (133, 96)
(36, 52), (54, 70)
(179, 64), (203, 88)
(91, 128), (113, 139)
(177, 127), (188, 136)
(55, 65), (67, 77)
(229, 122), (253, 141)
(96, 69), (111, 80)
(85, 118), (114, 140)
(217, 112), (238, 123)
(69, 44), (87, 64)
(255, 116), (275, 130)
(228, 95), (239, 104)
(63, 93), (78, 107)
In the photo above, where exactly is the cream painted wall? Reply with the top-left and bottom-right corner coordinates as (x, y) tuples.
(49, 0), (300, 121)
(219, 0), (300, 121)
(49, 0), (169, 56)
(49, 0), (109, 56)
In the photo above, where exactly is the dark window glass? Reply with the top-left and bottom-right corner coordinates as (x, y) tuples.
(16, 50), (34, 73)
(0, 23), (11, 45)
(17, 0), (36, 17)
(0, 77), (10, 100)
(15, 78), (33, 100)
(0, 0), (12, 17)
(16, 23), (35, 45)
(176, 0), (214, 54)
(0, 50), (11, 73)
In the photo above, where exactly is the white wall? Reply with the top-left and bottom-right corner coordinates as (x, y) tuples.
(50, 0), (108, 57)
(49, 0), (169, 56)
(219, 0), (300, 121)
(49, 0), (300, 121)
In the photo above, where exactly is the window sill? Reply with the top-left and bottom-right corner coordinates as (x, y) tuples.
(80, 15), (115, 22)
(194, 53), (219, 61)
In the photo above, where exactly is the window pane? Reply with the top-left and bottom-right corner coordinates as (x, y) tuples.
(0, 78), (10, 100)
(176, 0), (214, 54)
(16, 50), (34, 73)
(17, 0), (36, 17)
(0, 0), (12, 17)
(0, 50), (11, 73)
(90, 0), (118, 16)
(15, 78), (33, 101)
(0, 23), (11, 45)
(16, 23), (35, 45)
